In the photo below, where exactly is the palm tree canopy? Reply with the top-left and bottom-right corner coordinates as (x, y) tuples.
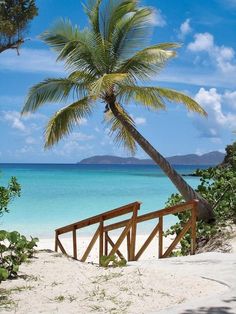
(22, 0), (207, 152)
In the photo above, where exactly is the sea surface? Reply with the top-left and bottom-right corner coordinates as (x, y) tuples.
(0, 164), (209, 238)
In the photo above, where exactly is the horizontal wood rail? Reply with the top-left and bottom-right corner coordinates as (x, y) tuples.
(55, 200), (198, 265)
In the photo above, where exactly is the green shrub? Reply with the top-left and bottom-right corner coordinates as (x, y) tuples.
(100, 255), (127, 267)
(165, 142), (236, 256)
(0, 230), (38, 282)
(0, 176), (21, 216)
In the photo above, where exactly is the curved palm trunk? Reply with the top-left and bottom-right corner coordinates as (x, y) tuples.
(109, 101), (213, 222)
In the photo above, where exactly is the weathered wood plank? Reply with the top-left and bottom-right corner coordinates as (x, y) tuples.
(191, 203), (197, 255)
(158, 217), (163, 258)
(130, 207), (138, 261)
(81, 226), (100, 262)
(55, 232), (58, 252)
(108, 220), (133, 257)
(135, 222), (160, 261)
(105, 232), (108, 256)
(127, 231), (131, 261)
(106, 234), (125, 260)
(57, 237), (68, 256)
(56, 201), (141, 235)
(162, 219), (192, 258)
(99, 221), (104, 266)
(104, 200), (198, 233)
(72, 229), (77, 260)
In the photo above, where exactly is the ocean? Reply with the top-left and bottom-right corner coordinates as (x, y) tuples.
(0, 164), (208, 238)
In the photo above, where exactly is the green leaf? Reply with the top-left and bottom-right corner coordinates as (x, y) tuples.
(0, 268), (9, 281)
(0, 230), (7, 241)
(7, 231), (20, 244)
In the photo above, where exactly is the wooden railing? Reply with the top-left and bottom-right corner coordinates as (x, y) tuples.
(55, 200), (198, 265)
(55, 202), (141, 264)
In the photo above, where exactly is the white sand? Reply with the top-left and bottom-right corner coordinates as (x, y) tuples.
(38, 234), (175, 263)
(0, 235), (229, 314)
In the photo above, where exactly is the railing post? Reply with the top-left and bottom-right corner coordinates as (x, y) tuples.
(130, 204), (139, 261)
(55, 231), (58, 252)
(105, 232), (108, 256)
(191, 200), (197, 255)
(73, 228), (77, 259)
(158, 216), (163, 258)
(127, 231), (131, 261)
(99, 219), (104, 266)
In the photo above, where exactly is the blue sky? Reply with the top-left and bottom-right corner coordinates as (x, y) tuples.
(0, 0), (236, 163)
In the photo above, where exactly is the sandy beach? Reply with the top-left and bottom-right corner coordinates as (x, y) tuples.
(1, 234), (234, 314)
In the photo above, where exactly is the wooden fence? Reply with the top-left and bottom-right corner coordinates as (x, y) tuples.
(55, 200), (198, 265)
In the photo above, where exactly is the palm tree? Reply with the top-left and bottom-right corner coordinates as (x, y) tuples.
(22, 0), (213, 221)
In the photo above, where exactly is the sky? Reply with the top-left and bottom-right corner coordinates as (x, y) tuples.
(0, 0), (236, 163)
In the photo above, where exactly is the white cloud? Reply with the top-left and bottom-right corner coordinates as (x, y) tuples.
(224, 90), (236, 109)
(69, 132), (94, 142)
(1, 110), (47, 134)
(0, 48), (64, 74)
(178, 19), (192, 40)
(54, 132), (95, 157)
(191, 87), (236, 138)
(149, 9), (166, 27)
(188, 33), (214, 52)
(25, 137), (36, 145)
(2, 111), (26, 131)
(134, 116), (146, 125)
(188, 32), (236, 73)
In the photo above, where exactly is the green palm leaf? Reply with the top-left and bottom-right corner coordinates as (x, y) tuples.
(118, 85), (206, 115)
(155, 88), (207, 116)
(90, 73), (129, 96)
(22, 78), (87, 114)
(45, 97), (93, 148)
(40, 19), (81, 53)
(118, 85), (166, 110)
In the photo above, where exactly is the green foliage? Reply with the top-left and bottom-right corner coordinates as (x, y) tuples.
(0, 0), (38, 53)
(100, 255), (127, 268)
(0, 176), (21, 216)
(165, 142), (236, 255)
(22, 0), (206, 155)
(0, 230), (38, 282)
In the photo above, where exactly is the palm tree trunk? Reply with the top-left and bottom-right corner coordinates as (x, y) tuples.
(109, 101), (213, 222)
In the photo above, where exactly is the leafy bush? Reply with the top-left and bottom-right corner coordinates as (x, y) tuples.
(0, 176), (21, 216)
(0, 175), (38, 282)
(100, 255), (127, 267)
(0, 230), (38, 282)
(165, 142), (236, 255)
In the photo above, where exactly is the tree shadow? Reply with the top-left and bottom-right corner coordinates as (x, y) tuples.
(181, 297), (236, 314)
(181, 306), (234, 314)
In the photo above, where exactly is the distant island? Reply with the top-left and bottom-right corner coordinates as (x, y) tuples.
(78, 151), (225, 165)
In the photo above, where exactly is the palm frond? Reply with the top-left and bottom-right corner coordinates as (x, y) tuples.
(105, 103), (136, 154)
(83, 0), (102, 34)
(90, 73), (129, 96)
(45, 97), (93, 148)
(117, 85), (206, 115)
(68, 71), (97, 83)
(155, 88), (207, 116)
(116, 43), (180, 80)
(104, 1), (137, 41)
(22, 78), (86, 114)
(111, 7), (152, 60)
(117, 85), (167, 110)
(40, 19), (81, 53)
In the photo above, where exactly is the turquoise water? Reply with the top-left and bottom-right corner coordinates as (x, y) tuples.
(0, 164), (207, 238)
